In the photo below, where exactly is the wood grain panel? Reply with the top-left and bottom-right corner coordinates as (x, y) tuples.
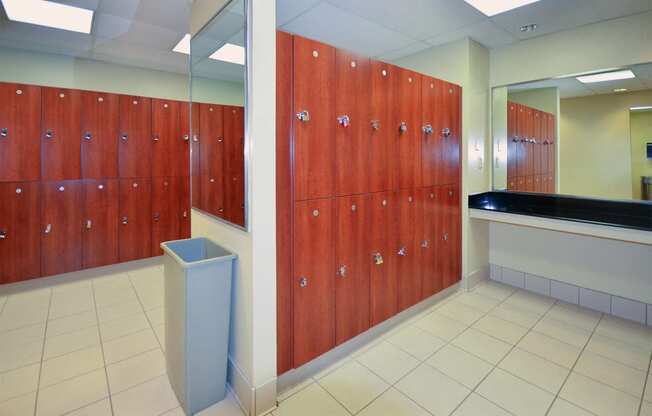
(179, 176), (191, 239)
(396, 69), (422, 189)
(420, 187), (441, 299)
(223, 105), (245, 225)
(41, 87), (81, 180)
(82, 179), (119, 268)
(422, 77), (442, 188)
(369, 191), (398, 326)
(441, 184), (461, 289)
(118, 96), (152, 178)
(0, 83), (41, 182)
(180, 101), (199, 179)
(152, 99), (181, 177)
(396, 189), (422, 311)
(152, 177), (180, 255)
(507, 101), (519, 181)
(440, 82), (461, 185)
(369, 61), (398, 192)
(81, 91), (119, 179)
(119, 178), (152, 262)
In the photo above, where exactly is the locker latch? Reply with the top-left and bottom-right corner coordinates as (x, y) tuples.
(0, 229), (7, 239)
(421, 240), (429, 248)
(296, 110), (310, 122)
(183, 135), (190, 141)
(121, 133), (128, 141)
(183, 211), (188, 218)
(45, 129), (54, 139)
(83, 132), (92, 141)
(337, 264), (347, 277)
(337, 115), (350, 128)
(44, 224), (52, 234)
(398, 246), (407, 256)
(299, 276), (308, 288)
(370, 120), (380, 130)
(86, 220), (92, 230)
(373, 252), (384, 265)
(153, 135), (160, 142)
(442, 127), (451, 138)
(153, 213), (160, 222)
(192, 135), (199, 142)
(122, 217), (128, 225)
(0, 127), (8, 138)
(512, 136), (519, 142)
(398, 122), (408, 134)
(442, 233), (449, 242)
(422, 124), (433, 135)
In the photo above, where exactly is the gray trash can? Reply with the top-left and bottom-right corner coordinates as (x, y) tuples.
(161, 238), (236, 416)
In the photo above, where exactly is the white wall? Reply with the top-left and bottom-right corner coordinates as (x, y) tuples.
(492, 87), (508, 190)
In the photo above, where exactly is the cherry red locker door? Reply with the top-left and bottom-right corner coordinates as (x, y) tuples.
(293, 198), (335, 367)
(152, 99), (181, 178)
(334, 194), (371, 345)
(524, 106), (535, 177)
(81, 91), (119, 179)
(421, 187), (441, 299)
(82, 179), (119, 269)
(533, 110), (543, 175)
(439, 82), (461, 185)
(41, 87), (81, 180)
(293, 36), (336, 201)
(369, 191), (398, 326)
(199, 103), (224, 215)
(440, 185), (461, 289)
(152, 177), (180, 255)
(119, 178), (152, 262)
(335, 49), (371, 196)
(0, 83), (41, 182)
(507, 101), (519, 180)
(0, 182), (40, 283)
(41, 180), (82, 276)
(396, 68), (422, 190)
(223, 105), (245, 225)
(422, 77), (439, 188)
(395, 189), (422, 311)
(179, 177), (191, 239)
(516, 104), (527, 177)
(118, 96), (152, 178)
(180, 101), (198, 178)
(369, 61), (398, 192)
(547, 114), (556, 179)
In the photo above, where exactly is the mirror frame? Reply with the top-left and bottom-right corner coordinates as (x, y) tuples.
(189, 0), (251, 232)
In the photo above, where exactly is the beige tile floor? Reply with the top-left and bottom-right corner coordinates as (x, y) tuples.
(1, 268), (651, 416)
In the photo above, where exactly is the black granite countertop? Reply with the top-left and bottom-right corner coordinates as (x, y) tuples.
(468, 191), (652, 232)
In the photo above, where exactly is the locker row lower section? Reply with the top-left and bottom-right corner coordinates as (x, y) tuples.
(0, 178), (190, 284)
(507, 174), (555, 194)
(292, 185), (461, 367)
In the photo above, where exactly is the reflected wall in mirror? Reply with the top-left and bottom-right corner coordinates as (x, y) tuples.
(190, 0), (247, 229)
(493, 62), (652, 202)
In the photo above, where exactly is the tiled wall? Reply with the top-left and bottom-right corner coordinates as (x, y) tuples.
(490, 264), (652, 327)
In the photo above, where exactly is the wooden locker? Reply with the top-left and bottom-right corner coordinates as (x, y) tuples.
(199, 103), (224, 215)
(534, 175), (543, 193)
(293, 198), (335, 367)
(547, 114), (555, 180)
(396, 189), (422, 311)
(334, 194), (371, 345)
(80, 91), (119, 179)
(396, 68), (422, 190)
(179, 176), (191, 239)
(369, 61), (398, 192)
(41, 87), (81, 180)
(440, 185), (460, 289)
(277, 30), (294, 376)
(369, 191), (398, 326)
(41, 180), (82, 276)
(180, 101), (199, 179)
(438, 81), (461, 185)
(524, 106), (535, 177)
(152, 99), (181, 178)
(421, 187), (441, 298)
(152, 177), (180, 255)
(119, 178), (152, 262)
(422, 77), (441, 187)
(334, 49), (371, 196)
(516, 104), (528, 177)
(506, 101), (519, 180)
(293, 36), (336, 200)
(118, 96), (152, 178)
(507, 177), (517, 191)
(516, 177), (526, 192)
(200, 175), (224, 218)
(525, 176), (534, 192)
(82, 179), (119, 269)
(0, 83), (41, 182)
(533, 110), (543, 175)
(223, 105), (245, 225)
(0, 182), (40, 283)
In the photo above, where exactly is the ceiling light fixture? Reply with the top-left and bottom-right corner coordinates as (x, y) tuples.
(463, 0), (541, 16)
(576, 70), (635, 84)
(520, 24), (537, 32)
(613, 88), (628, 92)
(209, 43), (245, 65)
(1, 0), (94, 34)
(630, 106), (652, 111)
(173, 34), (191, 55)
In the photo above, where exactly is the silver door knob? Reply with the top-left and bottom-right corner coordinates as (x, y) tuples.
(0, 229), (7, 239)
(153, 135), (160, 142)
(45, 129), (54, 139)
(443, 233), (449, 241)
(373, 252), (384, 265)
(183, 134), (189, 141)
(337, 264), (347, 277)
(122, 216), (128, 225)
(337, 115), (350, 127)
(44, 224), (52, 234)
(421, 240), (429, 248)
(442, 127), (451, 137)
(399, 122), (408, 134)
(86, 220), (92, 229)
(370, 120), (380, 130)
(299, 276), (308, 288)
(422, 124), (433, 135)
(296, 110), (310, 122)
(398, 246), (407, 256)
(121, 133), (128, 141)
(0, 127), (8, 138)
(83, 132), (92, 141)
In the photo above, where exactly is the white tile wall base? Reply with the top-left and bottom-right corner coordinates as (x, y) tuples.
(491, 264), (652, 326)
(277, 282), (461, 397)
(227, 356), (277, 416)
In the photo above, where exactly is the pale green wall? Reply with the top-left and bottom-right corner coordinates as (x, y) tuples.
(630, 111), (652, 199)
(0, 46), (244, 105)
(492, 87), (508, 190)
(508, 88), (558, 115)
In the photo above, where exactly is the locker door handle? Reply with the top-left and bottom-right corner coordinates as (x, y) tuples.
(44, 224), (52, 234)
(192, 135), (199, 142)
(442, 127), (451, 138)
(218, 208), (224, 213)
(217, 137), (223, 143)
(370, 120), (380, 130)
(45, 129), (54, 139)
(83, 132), (92, 141)
(422, 124), (433, 135)
(153, 135), (160, 142)
(299, 276), (308, 288)
(122, 216), (128, 225)
(337, 115), (350, 127)
(512, 136), (519, 142)
(373, 252), (384, 265)
(337, 265), (347, 277)
(183, 134), (190, 141)
(153, 213), (160, 222)
(121, 133), (128, 141)
(421, 240), (429, 248)
(0, 127), (7, 138)
(0, 229), (7, 239)
(442, 233), (449, 241)
(86, 220), (92, 230)
(296, 110), (310, 122)
(182, 210), (188, 218)
(398, 122), (408, 134)
(398, 246), (407, 256)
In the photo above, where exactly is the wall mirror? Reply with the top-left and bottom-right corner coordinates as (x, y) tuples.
(493, 62), (652, 202)
(190, 0), (247, 229)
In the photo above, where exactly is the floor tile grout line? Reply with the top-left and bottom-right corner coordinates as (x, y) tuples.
(543, 312), (604, 416)
(32, 288), (53, 416)
(91, 278), (117, 416)
(638, 352), (652, 416)
(126, 271), (165, 352)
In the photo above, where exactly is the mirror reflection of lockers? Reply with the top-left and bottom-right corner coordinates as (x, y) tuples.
(190, 0), (247, 229)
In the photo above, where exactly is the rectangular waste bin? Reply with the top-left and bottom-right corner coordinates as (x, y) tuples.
(161, 238), (237, 416)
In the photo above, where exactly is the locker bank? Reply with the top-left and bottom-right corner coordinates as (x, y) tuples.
(0, 1), (651, 416)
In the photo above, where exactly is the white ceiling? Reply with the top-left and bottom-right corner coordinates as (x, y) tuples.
(508, 62), (652, 99)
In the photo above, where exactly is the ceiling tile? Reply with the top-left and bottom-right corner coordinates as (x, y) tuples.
(90, 40), (188, 74)
(192, 59), (244, 82)
(48, 0), (101, 11)
(586, 77), (648, 95)
(324, 0), (486, 40)
(375, 41), (431, 61)
(94, 15), (180, 50)
(96, 0), (140, 19)
(281, 2), (416, 57)
(0, 20), (93, 54)
(590, 0), (652, 21)
(277, 0), (322, 26)
(426, 20), (517, 49)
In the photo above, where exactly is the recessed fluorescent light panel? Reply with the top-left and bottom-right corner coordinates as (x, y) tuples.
(463, 0), (541, 16)
(209, 43), (245, 65)
(630, 106), (652, 111)
(173, 34), (191, 55)
(576, 70), (635, 84)
(1, 0), (94, 34)
(613, 88), (628, 92)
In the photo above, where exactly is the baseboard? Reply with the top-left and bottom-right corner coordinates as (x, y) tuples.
(464, 265), (489, 291)
(227, 356), (277, 416)
(277, 282), (461, 396)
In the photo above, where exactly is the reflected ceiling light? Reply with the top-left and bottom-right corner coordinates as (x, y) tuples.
(209, 43), (245, 65)
(463, 0), (541, 16)
(1, 0), (94, 34)
(576, 70), (635, 84)
(630, 106), (652, 111)
(614, 88), (628, 92)
(173, 34), (191, 55)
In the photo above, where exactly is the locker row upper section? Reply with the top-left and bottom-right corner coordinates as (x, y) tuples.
(0, 81), (243, 182)
(283, 33), (462, 201)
